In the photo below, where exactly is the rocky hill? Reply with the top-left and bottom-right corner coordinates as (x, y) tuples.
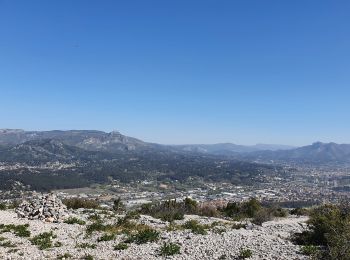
(0, 207), (308, 260)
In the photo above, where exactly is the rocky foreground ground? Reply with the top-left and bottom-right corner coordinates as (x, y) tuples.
(0, 208), (308, 260)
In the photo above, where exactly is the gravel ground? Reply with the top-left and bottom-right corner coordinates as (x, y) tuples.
(0, 210), (309, 260)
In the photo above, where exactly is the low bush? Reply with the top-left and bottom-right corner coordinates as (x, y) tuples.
(76, 243), (96, 249)
(0, 224), (31, 237)
(82, 254), (94, 260)
(124, 228), (160, 244)
(0, 203), (7, 210)
(30, 231), (57, 250)
(292, 203), (350, 260)
(86, 221), (107, 235)
(112, 197), (125, 212)
(64, 217), (86, 225)
(221, 198), (287, 225)
(300, 245), (319, 256)
(239, 248), (252, 259)
(159, 242), (181, 256)
(114, 243), (128, 251)
(182, 220), (208, 235)
(290, 207), (310, 216)
(97, 233), (115, 242)
(62, 198), (99, 209)
(252, 208), (273, 225)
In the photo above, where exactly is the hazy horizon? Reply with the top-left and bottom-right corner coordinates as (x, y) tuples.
(1, 1), (349, 146)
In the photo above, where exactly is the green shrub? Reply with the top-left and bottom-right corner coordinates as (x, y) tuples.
(0, 224), (31, 237)
(222, 198), (261, 219)
(198, 205), (219, 217)
(272, 207), (288, 218)
(86, 221), (107, 234)
(139, 198), (202, 222)
(182, 220), (207, 235)
(30, 231), (57, 250)
(252, 208), (273, 225)
(97, 233), (115, 242)
(82, 254), (94, 260)
(239, 248), (252, 259)
(242, 198), (261, 218)
(290, 207), (310, 216)
(64, 217), (86, 225)
(125, 228), (160, 244)
(114, 243), (128, 250)
(292, 203), (350, 260)
(76, 243), (96, 249)
(159, 242), (181, 256)
(0, 203), (7, 210)
(62, 198), (99, 209)
(113, 197), (125, 212)
(301, 245), (318, 256)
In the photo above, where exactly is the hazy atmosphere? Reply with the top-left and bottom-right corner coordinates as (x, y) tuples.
(1, 0), (349, 145)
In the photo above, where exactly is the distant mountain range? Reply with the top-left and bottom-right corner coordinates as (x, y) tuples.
(173, 143), (294, 155)
(244, 142), (350, 164)
(1, 129), (350, 191)
(0, 129), (349, 165)
(0, 129), (154, 152)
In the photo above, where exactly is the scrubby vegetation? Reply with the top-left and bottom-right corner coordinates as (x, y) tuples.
(292, 202), (350, 259)
(182, 220), (208, 235)
(62, 198), (100, 209)
(222, 198), (288, 225)
(30, 231), (57, 250)
(112, 197), (125, 212)
(139, 197), (288, 225)
(114, 242), (128, 251)
(76, 243), (96, 249)
(290, 207), (310, 216)
(159, 242), (181, 256)
(85, 215), (153, 240)
(82, 254), (94, 260)
(64, 217), (86, 225)
(0, 223), (30, 237)
(97, 233), (115, 242)
(0, 203), (7, 210)
(300, 245), (318, 256)
(239, 248), (253, 259)
(124, 228), (160, 244)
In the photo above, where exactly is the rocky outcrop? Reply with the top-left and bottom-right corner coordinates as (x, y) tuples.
(16, 194), (67, 222)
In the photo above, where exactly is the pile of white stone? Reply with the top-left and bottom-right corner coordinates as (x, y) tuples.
(16, 193), (67, 222)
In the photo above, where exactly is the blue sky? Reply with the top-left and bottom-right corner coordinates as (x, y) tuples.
(0, 1), (349, 145)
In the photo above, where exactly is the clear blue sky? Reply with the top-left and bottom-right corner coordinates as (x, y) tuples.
(1, 1), (349, 145)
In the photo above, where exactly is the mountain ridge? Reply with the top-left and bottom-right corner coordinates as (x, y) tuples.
(0, 129), (349, 165)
